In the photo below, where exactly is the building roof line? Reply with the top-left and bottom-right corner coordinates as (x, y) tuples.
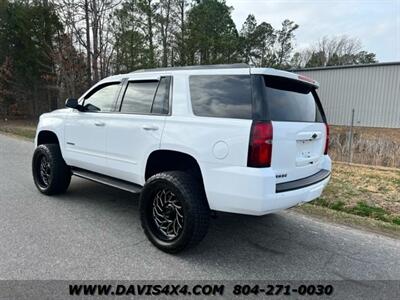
(291, 61), (400, 72)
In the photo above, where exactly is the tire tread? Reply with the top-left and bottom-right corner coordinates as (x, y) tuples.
(32, 144), (71, 195)
(140, 171), (210, 253)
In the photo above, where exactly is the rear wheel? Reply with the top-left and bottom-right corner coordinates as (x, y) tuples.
(32, 144), (71, 195)
(140, 171), (210, 253)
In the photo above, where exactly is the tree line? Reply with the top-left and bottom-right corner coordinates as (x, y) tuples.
(0, 0), (377, 118)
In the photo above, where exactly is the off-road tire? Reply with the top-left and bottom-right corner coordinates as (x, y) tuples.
(32, 144), (71, 195)
(139, 171), (210, 253)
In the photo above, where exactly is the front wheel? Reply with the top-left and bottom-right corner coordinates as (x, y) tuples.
(139, 171), (210, 253)
(32, 144), (71, 195)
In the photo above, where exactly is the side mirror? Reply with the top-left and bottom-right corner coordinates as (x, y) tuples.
(65, 98), (82, 111)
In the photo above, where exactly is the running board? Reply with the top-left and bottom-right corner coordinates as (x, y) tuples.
(71, 167), (142, 194)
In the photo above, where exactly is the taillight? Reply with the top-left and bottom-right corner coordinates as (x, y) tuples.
(324, 123), (329, 155)
(247, 121), (273, 167)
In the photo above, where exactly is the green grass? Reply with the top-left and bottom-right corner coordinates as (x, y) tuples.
(294, 204), (400, 240)
(348, 202), (390, 222)
(310, 163), (400, 227)
(0, 126), (36, 139)
(314, 198), (398, 225)
(392, 178), (400, 188)
(330, 200), (346, 211)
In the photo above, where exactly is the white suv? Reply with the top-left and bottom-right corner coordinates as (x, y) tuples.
(32, 64), (331, 253)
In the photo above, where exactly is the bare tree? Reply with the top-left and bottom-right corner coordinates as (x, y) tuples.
(84, 0), (92, 85)
(0, 57), (14, 117)
(170, 0), (188, 66)
(55, 0), (118, 84)
(293, 35), (377, 68)
(157, 0), (172, 67)
(53, 33), (87, 100)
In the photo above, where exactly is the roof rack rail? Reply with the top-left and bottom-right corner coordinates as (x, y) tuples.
(131, 63), (249, 73)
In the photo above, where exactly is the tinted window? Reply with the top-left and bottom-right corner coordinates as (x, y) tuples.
(190, 75), (252, 119)
(121, 81), (158, 114)
(264, 75), (323, 122)
(151, 77), (171, 114)
(83, 83), (120, 112)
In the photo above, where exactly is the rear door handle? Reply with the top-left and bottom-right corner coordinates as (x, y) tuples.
(94, 121), (106, 127)
(141, 125), (159, 131)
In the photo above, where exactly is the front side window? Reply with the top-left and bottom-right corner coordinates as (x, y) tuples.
(189, 75), (252, 119)
(83, 83), (121, 112)
(120, 81), (159, 114)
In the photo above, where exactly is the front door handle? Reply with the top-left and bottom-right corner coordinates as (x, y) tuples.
(141, 125), (159, 131)
(94, 121), (106, 127)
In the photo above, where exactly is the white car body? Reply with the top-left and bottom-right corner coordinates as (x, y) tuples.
(35, 65), (331, 216)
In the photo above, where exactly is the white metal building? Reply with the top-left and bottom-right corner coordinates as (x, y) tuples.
(294, 62), (400, 128)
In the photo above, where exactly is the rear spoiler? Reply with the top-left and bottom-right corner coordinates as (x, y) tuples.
(250, 68), (319, 88)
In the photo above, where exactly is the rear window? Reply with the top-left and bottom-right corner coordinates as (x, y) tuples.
(264, 75), (323, 122)
(189, 75), (252, 119)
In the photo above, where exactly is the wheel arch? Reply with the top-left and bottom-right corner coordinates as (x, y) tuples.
(144, 149), (206, 198)
(37, 130), (60, 146)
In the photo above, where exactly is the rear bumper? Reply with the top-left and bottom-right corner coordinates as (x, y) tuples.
(276, 169), (330, 193)
(202, 156), (332, 216)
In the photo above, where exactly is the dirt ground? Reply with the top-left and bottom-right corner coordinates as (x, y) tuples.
(316, 162), (400, 224)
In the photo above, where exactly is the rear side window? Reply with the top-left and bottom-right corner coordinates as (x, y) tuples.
(189, 75), (252, 119)
(264, 75), (323, 122)
(120, 81), (158, 114)
(151, 77), (171, 114)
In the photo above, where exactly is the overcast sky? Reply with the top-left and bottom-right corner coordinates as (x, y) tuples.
(225, 0), (400, 62)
